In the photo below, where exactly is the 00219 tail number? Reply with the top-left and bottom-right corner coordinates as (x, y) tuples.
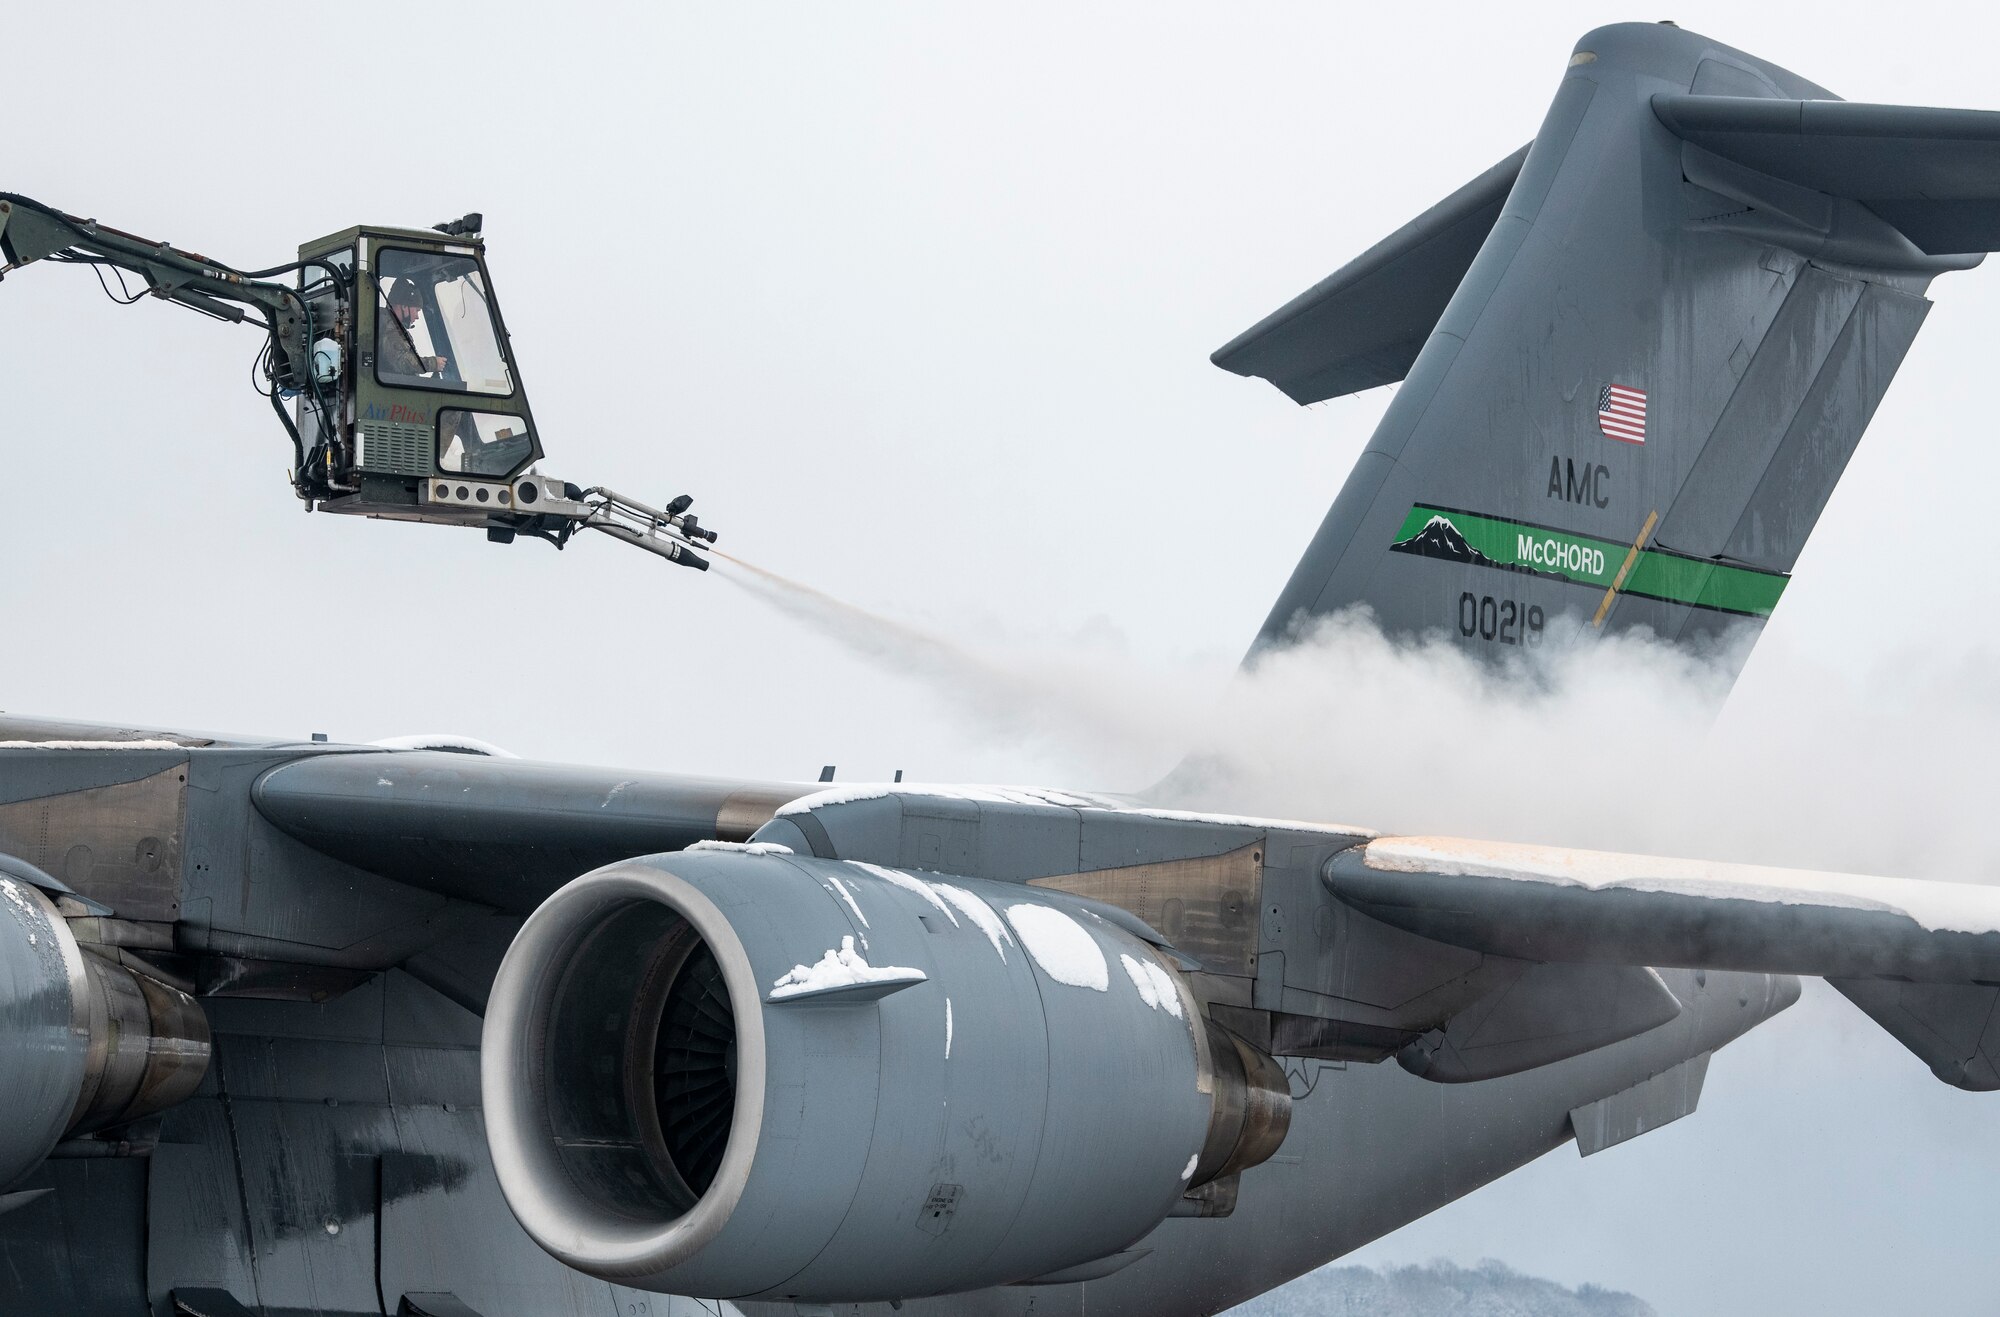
(1458, 592), (1544, 645)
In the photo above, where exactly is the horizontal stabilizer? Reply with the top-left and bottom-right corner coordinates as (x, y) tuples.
(1653, 95), (2000, 254)
(1211, 146), (1527, 404)
(1323, 837), (2000, 1089)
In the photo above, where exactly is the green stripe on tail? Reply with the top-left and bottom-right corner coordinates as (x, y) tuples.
(1389, 505), (1787, 618)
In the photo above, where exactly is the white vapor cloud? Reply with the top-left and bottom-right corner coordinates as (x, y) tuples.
(720, 572), (2000, 891)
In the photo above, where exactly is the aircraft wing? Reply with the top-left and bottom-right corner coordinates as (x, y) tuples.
(1325, 837), (2000, 1089)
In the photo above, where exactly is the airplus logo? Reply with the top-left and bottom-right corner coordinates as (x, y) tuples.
(361, 401), (432, 425)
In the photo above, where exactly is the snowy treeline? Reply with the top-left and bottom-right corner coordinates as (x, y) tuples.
(1220, 1259), (1658, 1317)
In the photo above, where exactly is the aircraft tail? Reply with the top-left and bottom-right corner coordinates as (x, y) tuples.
(1216, 22), (2000, 675)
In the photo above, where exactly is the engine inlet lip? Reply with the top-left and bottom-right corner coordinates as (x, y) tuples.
(482, 861), (768, 1280)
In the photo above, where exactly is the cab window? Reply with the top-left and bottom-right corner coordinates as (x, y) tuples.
(439, 409), (535, 478)
(375, 248), (514, 396)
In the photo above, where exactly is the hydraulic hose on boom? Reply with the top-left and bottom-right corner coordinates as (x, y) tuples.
(0, 194), (717, 569)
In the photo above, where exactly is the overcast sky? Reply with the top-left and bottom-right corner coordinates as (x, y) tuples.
(4, 4), (1999, 1314)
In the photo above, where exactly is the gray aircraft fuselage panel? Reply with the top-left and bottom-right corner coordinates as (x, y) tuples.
(6, 20), (1999, 1317)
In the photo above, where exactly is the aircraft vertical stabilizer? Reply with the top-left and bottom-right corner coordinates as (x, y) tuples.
(1218, 22), (1997, 675)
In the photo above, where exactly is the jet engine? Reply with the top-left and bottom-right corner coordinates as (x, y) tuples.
(481, 848), (1289, 1303)
(0, 871), (210, 1190)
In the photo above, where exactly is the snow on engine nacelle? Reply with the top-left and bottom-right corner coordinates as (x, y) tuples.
(479, 845), (1290, 1302)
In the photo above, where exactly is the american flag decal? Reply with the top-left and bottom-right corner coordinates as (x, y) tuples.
(1598, 382), (1647, 444)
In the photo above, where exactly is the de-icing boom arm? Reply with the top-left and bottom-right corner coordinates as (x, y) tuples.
(0, 194), (717, 570)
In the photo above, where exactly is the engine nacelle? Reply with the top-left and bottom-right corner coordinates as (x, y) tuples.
(482, 848), (1289, 1303)
(0, 872), (210, 1189)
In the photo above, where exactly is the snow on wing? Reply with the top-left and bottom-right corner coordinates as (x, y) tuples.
(1323, 836), (2000, 1089)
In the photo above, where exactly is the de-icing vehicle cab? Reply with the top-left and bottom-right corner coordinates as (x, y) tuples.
(0, 197), (717, 569)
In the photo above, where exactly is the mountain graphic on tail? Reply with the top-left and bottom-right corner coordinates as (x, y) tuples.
(1389, 514), (1568, 581)
(1389, 514), (1486, 563)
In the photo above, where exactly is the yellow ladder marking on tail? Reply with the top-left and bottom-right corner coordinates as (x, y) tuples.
(1593, 508), (1660, 628)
